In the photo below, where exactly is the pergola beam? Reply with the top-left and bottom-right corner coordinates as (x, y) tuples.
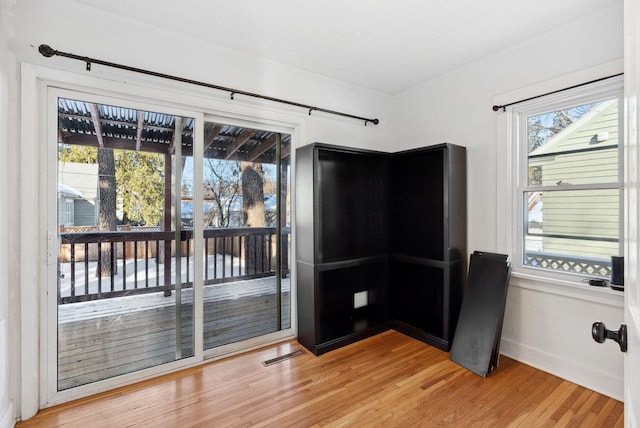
(87, 103), (104, 148)
(204, 123), (223, 151)
(248, 133), (276, 162)
(224, 128), (254, 160)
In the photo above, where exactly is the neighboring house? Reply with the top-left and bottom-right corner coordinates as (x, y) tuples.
(58, 162), (99, 227)
(528, 99), (619, 260)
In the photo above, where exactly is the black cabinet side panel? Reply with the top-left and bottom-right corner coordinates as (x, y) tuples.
(295, 144), (316, 264)
(296, 261), (317, 352)
(446, 145), (467, 263)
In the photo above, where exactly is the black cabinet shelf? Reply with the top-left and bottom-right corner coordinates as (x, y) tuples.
(297, 256), (390, 355)
(296, 142), (466, 355)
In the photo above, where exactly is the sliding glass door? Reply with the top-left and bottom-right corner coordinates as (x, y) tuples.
(55, 95), (197, 390)
(199, 120), (291, 352)
(48, 89), (291, 398)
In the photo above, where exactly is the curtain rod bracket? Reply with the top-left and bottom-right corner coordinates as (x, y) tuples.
(38, 44), (56, 57)
(37, 44), (381, 126)
(230, 92), (235, 100)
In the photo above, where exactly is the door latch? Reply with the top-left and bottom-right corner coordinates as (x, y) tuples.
(591, 321), (627, 352)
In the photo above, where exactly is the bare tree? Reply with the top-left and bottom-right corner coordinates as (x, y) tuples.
(203, 159), (242, 227)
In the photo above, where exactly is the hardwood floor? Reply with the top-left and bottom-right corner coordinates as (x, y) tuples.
(18, 330), (623, 427)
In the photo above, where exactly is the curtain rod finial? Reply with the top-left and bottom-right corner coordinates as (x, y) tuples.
(38, 44), (56, 58)
(492, 105), (502, 112)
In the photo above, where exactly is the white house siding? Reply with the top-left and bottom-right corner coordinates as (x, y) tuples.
(58, 162), (99, 227)
(530, 101), (620, 260)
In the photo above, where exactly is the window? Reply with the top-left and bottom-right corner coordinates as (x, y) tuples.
(512, 78), (623, 280)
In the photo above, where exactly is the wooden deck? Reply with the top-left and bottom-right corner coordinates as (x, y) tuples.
(57, 277), (290, 390)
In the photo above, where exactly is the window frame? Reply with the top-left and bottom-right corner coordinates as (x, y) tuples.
(507, 77), (624, 284)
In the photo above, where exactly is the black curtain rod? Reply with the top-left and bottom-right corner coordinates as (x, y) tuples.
(38, 44), (379, 126)
(492, 72), (624, 112)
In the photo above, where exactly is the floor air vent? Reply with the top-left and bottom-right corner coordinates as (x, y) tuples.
(262, 349), (305, 366)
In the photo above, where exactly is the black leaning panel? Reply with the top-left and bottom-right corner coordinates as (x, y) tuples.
(449, 252), (511, 377)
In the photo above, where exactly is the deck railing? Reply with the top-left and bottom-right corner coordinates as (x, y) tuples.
(58, 227), (290, 304)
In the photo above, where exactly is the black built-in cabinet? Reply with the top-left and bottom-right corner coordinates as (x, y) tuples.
(296, 143), (466, 355)
(389, 146), (467, 350)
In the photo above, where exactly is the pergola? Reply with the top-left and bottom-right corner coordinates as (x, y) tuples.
(57, 97), (291, 163)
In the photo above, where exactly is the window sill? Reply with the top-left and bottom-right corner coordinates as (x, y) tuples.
(509, 270), (624, 308)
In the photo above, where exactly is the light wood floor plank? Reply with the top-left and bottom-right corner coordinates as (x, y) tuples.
(17, 330), (623, 427)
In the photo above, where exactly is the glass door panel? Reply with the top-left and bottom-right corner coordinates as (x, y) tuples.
(56, 97), (195, 390)
(201, 121), (291, 350)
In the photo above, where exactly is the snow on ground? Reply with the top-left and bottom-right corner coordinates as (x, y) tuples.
(58, 254), (248, 297)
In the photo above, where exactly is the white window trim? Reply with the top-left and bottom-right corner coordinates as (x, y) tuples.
(495, 61), (626, 302)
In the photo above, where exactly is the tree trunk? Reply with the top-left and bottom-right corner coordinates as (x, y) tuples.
(241, 162), (266, 274)
(97, 147), (118, 277)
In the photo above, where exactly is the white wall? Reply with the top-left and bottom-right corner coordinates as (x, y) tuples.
(10, 0), (391, 151)
(5, 0), (628, 420)
(7, 0), (393, 420)
(0, 0), (15, 426)
(393, 3), (625, 399)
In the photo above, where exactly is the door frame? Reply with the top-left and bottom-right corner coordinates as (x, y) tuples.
(624, 0), (640, 425)
(19, 63), (300, 416)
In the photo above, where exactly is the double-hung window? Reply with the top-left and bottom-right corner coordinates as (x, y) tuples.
(512, 77), (623, 281)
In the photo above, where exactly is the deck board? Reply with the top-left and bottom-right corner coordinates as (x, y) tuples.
(57, 277), (290, 390)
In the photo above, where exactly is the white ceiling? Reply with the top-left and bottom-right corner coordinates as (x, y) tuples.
(75, 0), (619, 95)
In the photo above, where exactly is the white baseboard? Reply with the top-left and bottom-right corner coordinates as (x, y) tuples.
(0, 401), (14, 428)
(500, 337), (623, 402)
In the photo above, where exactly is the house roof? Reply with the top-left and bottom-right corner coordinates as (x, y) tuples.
(58, 98), (291, 165)
(58, 183), (83, 199)
(529, 99), (618, 157)
(58, 162), (99, 200)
